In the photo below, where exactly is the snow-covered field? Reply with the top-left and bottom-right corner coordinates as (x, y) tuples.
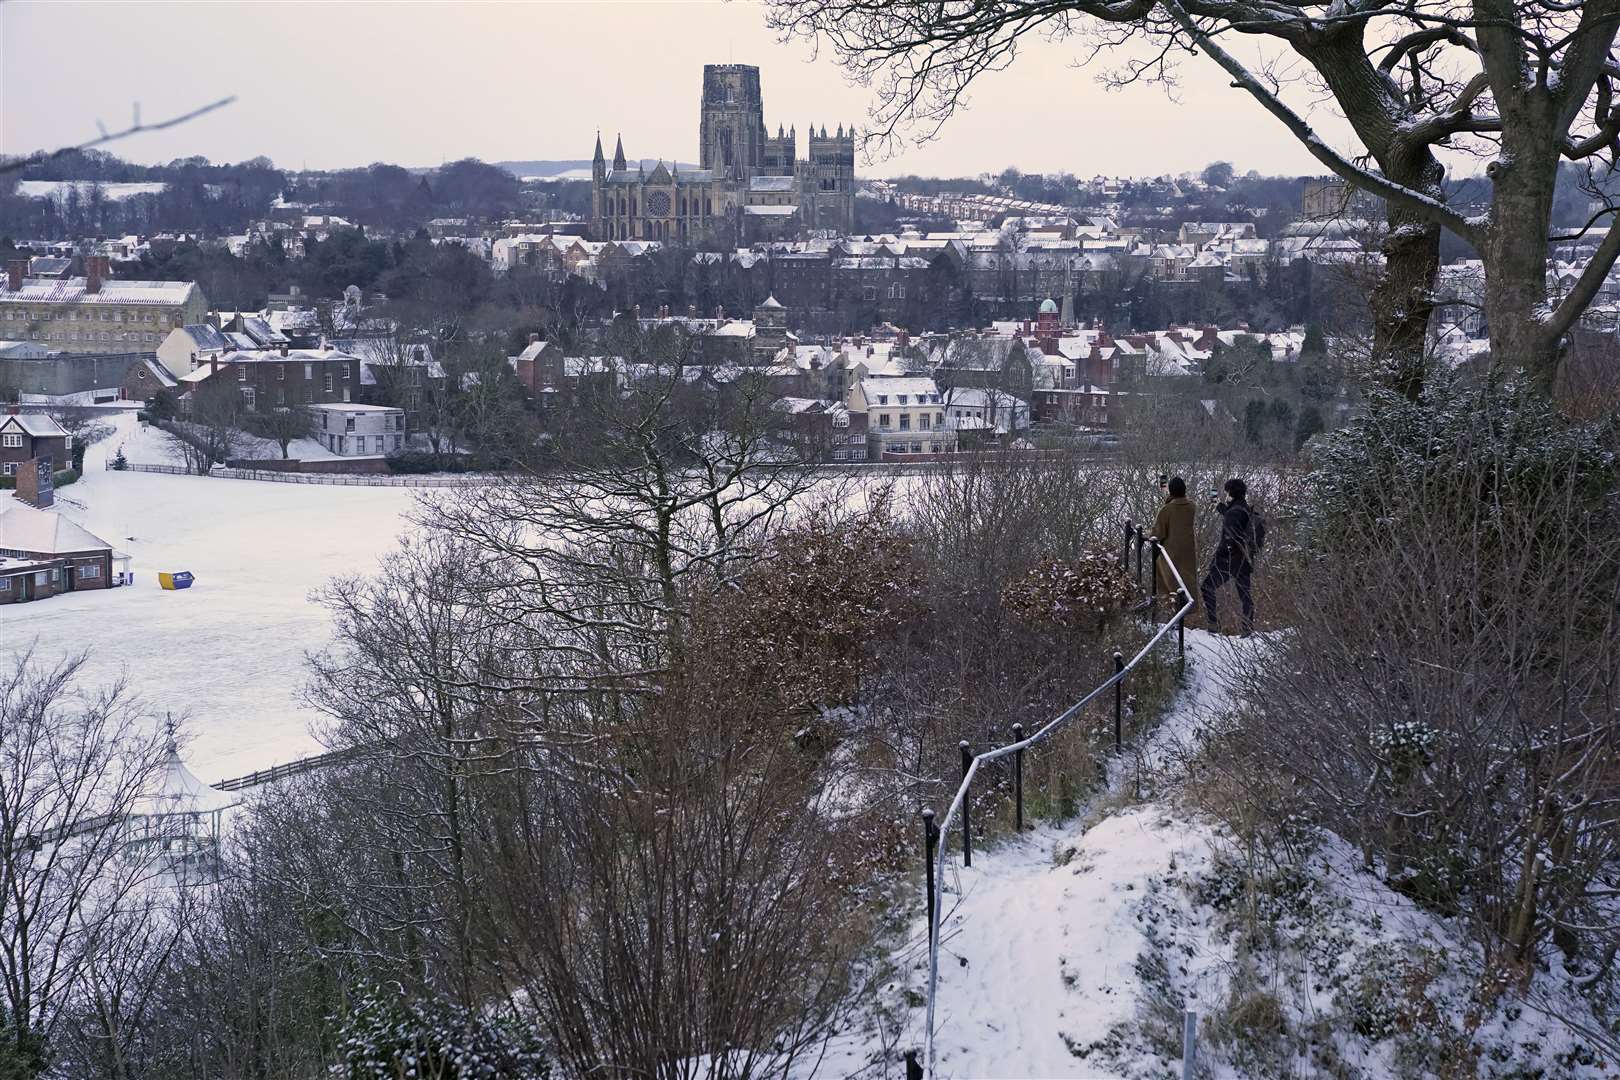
(2, 413), (420, 781)
(15, 180), (168, 203)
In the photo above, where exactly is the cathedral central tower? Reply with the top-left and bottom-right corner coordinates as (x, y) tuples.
(699, 64), (766, 182)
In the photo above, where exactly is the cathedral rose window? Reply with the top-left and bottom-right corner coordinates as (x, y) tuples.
(647, 191), (672, 216)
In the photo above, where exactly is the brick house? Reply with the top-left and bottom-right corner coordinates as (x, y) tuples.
(120, 357), (179, 402)
(177, 348), (363, 411)
(0, 502), (120, 604)
(0, 409), (70, 480)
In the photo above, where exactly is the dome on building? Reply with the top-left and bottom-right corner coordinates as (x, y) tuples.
(1038, 298), (1058, 314)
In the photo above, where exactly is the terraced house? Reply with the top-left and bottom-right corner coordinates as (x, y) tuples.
(0, 257), (207, 353)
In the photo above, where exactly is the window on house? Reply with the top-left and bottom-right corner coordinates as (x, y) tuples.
(342, 388), (350, 402)
(877, 395), (887, 404)
(1, 463), (14, 475)
(237, 366), (247, 381)
(340, 365), (349, 380)
(345, 418), (356, 433)
(324, 373), (334, 393)
(0, 578), (9, 592)
(899, 414), (910, 431)
(34, 572), (46, 585)
(305, 363), (314, 379)
(277, 365), (285, 380)
(919, 415), (930, 430)
(877, 413), (891, 429)
(80, 563), (100, 579)
(1, 434), (21, 448)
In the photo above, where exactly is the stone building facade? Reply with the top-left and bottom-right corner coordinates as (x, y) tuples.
(591, 64), (856, 244)
(0, 257), (206, 354)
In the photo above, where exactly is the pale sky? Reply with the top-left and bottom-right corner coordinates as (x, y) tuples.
(1, 0), (1344, 179)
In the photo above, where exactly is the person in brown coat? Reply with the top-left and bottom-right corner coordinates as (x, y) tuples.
(1152, 476), (1198, 609)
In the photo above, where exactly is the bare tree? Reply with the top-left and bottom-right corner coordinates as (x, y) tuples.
(247, 404), (314, 460)
(767, 0), (1620, 395)
(0, 651), (170, 1074)
(162, 380), (245, 474)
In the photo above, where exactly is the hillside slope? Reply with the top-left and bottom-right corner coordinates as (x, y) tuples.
(814, 632), (1614, 1079)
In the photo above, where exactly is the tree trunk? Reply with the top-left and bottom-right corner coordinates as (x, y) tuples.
(1304, 34), (1445, 399)
(1482, 148), (1561, 391)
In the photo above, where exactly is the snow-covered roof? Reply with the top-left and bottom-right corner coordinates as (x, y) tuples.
(0, 277), (198, 306)
(859, 376), (939, 401)
(0, 413), (68, 438)
(0, 503), (112, 555)
(131, 743), (239, 818)
(749, 175), (797, 193)
(174, 324), (229, 352)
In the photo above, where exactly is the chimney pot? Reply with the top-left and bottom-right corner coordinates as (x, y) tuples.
(529, 332), (540, 344)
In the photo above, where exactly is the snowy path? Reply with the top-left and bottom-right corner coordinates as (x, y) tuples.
(815, 630), (1242, 1079)
(924, 629), (1234, 1078)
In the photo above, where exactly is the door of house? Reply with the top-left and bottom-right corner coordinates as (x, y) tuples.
(65, 566), (76, 591)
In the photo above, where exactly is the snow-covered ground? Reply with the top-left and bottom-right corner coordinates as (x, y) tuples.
(2, 413), (420, 781)
(15, 180), (168, 203)
(815, 631), (1613, 1078)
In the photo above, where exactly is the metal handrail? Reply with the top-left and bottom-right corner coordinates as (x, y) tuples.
(922, 527), (1195, 1074)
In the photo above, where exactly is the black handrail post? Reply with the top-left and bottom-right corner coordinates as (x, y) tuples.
(922, 808), (938, 945)
(1113, 650), (1125, 753)
(958, 740), (973, 867)
(1011, 723), (1025, 832)
(1149, 535), (1161, 625)
(1177, 588), (1189, 662)
(1135, 525), (1146, 584)
(1122, 519), (1133, 569)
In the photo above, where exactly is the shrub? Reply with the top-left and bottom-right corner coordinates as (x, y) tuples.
(385, 450), (483, 474)
(335, 986), (550, 1080)
(1002, 550), (1139, 633)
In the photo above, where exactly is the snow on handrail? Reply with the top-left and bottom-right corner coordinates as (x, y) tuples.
(923, 531), (1196, 1075)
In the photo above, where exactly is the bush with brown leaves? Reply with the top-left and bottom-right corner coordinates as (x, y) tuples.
(1001, 551), (1141, 634)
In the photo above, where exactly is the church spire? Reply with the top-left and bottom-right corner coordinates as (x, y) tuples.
(613, 134), (627, 171)
(593, 131), (605, 165)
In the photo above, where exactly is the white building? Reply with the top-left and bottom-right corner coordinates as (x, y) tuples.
(846, 375), (959, 458)
(308, 403), (406, 457)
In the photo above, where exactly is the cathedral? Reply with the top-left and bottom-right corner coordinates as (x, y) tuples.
(591, 64), (856, 244)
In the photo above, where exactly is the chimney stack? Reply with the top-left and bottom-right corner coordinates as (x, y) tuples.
(529, 332), (540, 344)
(5, 258), (25, 292)
(85, 254), (109, 294)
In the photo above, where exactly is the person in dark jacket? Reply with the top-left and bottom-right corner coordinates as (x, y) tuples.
(1200, 477), (1255, 634)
